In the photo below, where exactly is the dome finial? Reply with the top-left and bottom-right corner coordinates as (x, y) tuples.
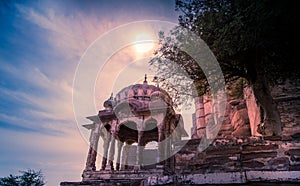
(103, 93), (115, 110)
(143, 74), (147, 84)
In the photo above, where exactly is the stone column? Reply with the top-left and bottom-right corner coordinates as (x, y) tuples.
(206, 91), (226, 139)
(116, 140), (123, 171)
(158, 124), (166, 164)
(108, 136), (116, 171)
(164, 123), (172, 174)
(123, 144), (131, 170)
(100, 131), (111, 171)
(135, 118), (144, 170)
(194, 96), (206, 138)
(136, 130), (144, 169)
(84, 123), (100, 171)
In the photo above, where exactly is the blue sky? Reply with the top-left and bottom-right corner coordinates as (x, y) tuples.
(0, 0), (179, 185)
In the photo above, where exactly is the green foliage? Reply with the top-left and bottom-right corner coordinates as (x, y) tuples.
(175, 0), (299, 83)
(151, 0), (299, 107)
(0, 169), (45, 186)
(0, 174), (19, 186)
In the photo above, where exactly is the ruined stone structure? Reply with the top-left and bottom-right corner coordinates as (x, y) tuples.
(192, 80), (252, 140)
(76, 75), (188, 183)
(61, 80), (300, 185)
(192, 80), (300, 140)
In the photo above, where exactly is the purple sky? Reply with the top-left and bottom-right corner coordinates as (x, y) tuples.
(0, 0), (189, 185)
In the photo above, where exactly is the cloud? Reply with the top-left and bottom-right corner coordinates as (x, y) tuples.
(0, 63), (75, 135)
(0, 1), (180, 185)
(15, 3), (114, 60)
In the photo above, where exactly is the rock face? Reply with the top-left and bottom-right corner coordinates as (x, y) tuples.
(193, 80), (300, 139)
(231, 108), (251, 136)
(244, 86), (262, 136)
(193, 94), (252, 139)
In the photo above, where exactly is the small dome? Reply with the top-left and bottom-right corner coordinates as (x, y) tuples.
(103, 94), (115, 109)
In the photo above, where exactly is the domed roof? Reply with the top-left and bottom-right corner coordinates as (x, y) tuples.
(114, 75), (172, 106)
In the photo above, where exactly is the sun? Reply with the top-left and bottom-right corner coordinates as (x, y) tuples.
(135, 43), (154, 53)
(134, 34), (155, 53)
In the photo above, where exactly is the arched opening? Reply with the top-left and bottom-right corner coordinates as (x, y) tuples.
(143, 119), (158, 143)
(143, 141), (158, 168)
(117, 121), (138, 144)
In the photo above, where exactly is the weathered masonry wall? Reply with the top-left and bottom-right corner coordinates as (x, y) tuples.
(176, 80), (300, 176)
(271, 81), (300, 140)
(154, 137), (297, 185)
(175, 137), (300, 174)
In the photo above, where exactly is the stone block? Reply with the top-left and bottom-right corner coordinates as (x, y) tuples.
(224, 161), (242, 171)
(282, 135), (293, 141)
(285, 149), (300, 156)
(231, 108), (249, 130)
(241, 151), (277, 161)
(242, 144), (278, 152)
(197, 152), (205, 159)
(177, 152), (196, 161)
(219, 123), (233, 131)
(246, 170), (300, 182)
(205, 156), (233, 165)
(291, 133), (300, 139)
(181, 172), (246, 184)
(290, 155), (300, 163)
(243, 160), (265, 169)
(205, 146), (241, 156)
(263, 136), (282, 141)
(289, 164), (300, 171)
(268, 157), (290, 166)
(186, 160), (205, 167)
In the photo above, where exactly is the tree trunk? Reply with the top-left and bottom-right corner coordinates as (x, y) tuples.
(251, 70), (282, 136)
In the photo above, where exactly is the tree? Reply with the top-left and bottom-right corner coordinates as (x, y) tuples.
(150, 0), (299, 136)
(0, 169), (45, 186)
(0, 174), (19, 186)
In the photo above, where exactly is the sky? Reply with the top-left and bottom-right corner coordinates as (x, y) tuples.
(0, 0), (194, 185)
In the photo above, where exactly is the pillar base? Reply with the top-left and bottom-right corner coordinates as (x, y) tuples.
(100, 157), (107, 171)
(134, 165), (142, 171)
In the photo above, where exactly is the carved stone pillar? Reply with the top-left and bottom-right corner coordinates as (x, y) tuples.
(163, 122), (173, 175)
(108, 136), (116, 171)
(195, 96), (206, 138)
(101, 130), (111, 171)
(85, 123), (100, 171)
(123, 144), (131, 170)
(116, 140), (123, 171)
(136, 130), (144, 169)
(158, 124), (166, 163)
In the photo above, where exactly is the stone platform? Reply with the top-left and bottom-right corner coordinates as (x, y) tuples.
(82, 169), (163, 182)
(61, 170), (300, 185)
(61, 136), (300, 186)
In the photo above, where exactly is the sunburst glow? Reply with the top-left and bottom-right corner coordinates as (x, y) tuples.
(134, 34), (154, 53)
